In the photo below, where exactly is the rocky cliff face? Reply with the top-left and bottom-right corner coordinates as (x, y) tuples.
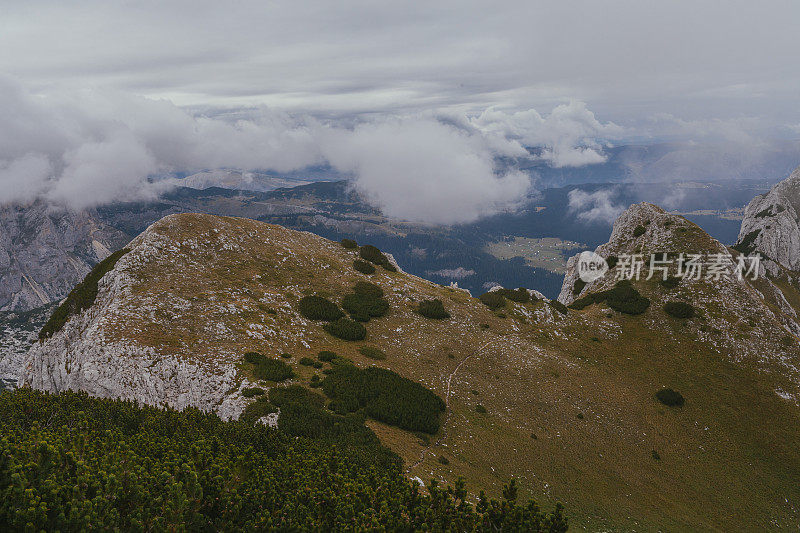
(736, 165), (800, 274)
(0, 201), (129, 312)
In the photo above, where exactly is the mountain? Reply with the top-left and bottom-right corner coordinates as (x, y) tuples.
(24, 209), (800, 530)
(737, 165), (800, 273)
(173, 169), (313, 192)
(0, 201), (129, 312)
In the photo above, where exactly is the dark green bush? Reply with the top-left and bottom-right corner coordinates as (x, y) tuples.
(353, 281), (384, 298)
(341, 238), (358, 249)
(606, 255), (618, 268)
(318, 350), (337, 362)
(324, 317), (367, 341)
(475, 404), (487, 414)
(310, 374), (322, 387)
(239, 395), (278, 424)
(342, 293), (389, 321)
(342, 282), (389, 322)
(572, 279), (586, 295)
(299, 357), (315, 366)
(245, 353), (294, 382)
(655, 388), (685, 407)
(322, 363), (446, 433)
(495, 287), (531, 303)
(359, 245), (397, 271)
(548, 300), (568, 315)
(39, 248), (129, 340)
(663, 301), (695, 319)
(633, 225), (646, 237)
(280, 352), (292, 358)
(359, 346), (387, 360)
(438, 455), (450, 465)
(660, 276), (681, 289)
(353, 259), (376, 274)
(569, 280), (650, 315)
(0, 389), (567, 531)
(298, 295), (344, 321)
(417, 299), (451, 319)
(242, 387), (265, 398)
(733, 229), (760, 255)
(313, 360), (323, 369)
(479, 291), (506, 310)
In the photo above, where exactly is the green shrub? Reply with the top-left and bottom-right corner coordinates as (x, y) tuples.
(606, 255), (618, 268)
(341, 238), (358, 249)
(475, 404), (487, 414)
(342, 282), (389, 322)
(353, 281), (384, 298)
(568, 280), (650, 315)
(733, 229), (760, 255)
(0, 389), (567, 531)
(652, 450), (661, 461)
(664, 301), (695, 319)
(322, 363), (446, 433)
(633, 225), (646, 237)
(280, 352), (292, 358)
(479, 291), (506, 310)
(239, 395), (278, 424)
(318, 350), (337, 362)
(298, 295), (344, 321)
(359, 346), (387, 360)
(353, 259), (376, 274)
(313, 360), (323, 368)
(39, 248), (129, 340)
(246, 354), (294, 382)
(310, 374), (322, 387)
(548, 300), (568, 315)
(660, 276), (681, 289)
(655, 388), (685, 407)
(299, 357), (315, 366)
(417, 299), (450, 319)
(342, 292), (389, 321)
(494, 287), (531, 303)
(242, 387), (265, 398)
(359, 245), (397, 271)
(572, 279), (586, 295)
(324, 317), (367, 341)
(438, 455), (450, 465)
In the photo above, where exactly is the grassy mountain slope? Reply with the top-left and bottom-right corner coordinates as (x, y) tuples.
(27, 211), (800, 530)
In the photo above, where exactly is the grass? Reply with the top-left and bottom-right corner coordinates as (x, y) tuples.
(77, 212), (800, 531)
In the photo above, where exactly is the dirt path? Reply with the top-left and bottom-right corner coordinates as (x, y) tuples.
(406, 342), (489, 473)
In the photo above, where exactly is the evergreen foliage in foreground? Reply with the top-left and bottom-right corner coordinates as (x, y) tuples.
(0, 389), (567, 531)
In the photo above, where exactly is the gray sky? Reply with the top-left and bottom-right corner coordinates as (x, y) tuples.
(1, 0), (800, 222)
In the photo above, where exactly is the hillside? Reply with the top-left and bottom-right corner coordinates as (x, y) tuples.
(24, 210), (800, 530)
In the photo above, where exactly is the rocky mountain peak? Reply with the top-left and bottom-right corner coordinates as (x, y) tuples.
(736, 164), (800, 274)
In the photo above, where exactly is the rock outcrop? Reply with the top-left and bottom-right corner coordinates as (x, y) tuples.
(0, 201), (129, 312)
(736, 165), (800, 274)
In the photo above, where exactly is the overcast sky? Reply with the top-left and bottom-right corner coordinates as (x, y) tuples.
(2, 0), (800, 222)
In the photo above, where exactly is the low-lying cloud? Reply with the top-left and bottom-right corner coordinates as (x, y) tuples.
(0, 76), (624, 223)
(567, 188), (625, 224)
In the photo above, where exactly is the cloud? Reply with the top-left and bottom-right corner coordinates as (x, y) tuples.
(469, 101), (623, 167)
(0, 77), (622, 223)
(320, 116), (531, 224)
(567, 188), (625, 224)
